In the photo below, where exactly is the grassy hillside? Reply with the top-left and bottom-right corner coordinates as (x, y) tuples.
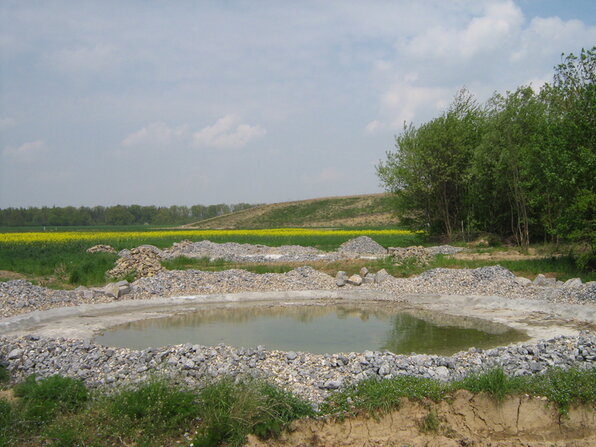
(182, 194), (400, 229)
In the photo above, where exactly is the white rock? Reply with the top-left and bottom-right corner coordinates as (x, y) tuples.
(347, 274), (363, 286)
(515, 277), (532, 286)
(563, 278), (582, 288)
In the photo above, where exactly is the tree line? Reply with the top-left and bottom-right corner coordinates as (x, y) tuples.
(0, 203), (257, 227)
(377, 47), (594, 265)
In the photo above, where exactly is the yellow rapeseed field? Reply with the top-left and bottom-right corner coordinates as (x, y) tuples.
(0, 228), (418, 244)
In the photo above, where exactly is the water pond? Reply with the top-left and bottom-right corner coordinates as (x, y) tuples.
(95, 302), (528, 355)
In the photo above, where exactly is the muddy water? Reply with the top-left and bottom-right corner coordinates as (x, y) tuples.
(95, 302), (527, 355)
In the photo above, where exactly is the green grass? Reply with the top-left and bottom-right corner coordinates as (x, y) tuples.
(323, 367), (596, 418)
(192, 378), (314, 447)
(419, 408), (440, 433)
(0, 231), (422, 287)
(320, 375), (446, 418)
(250, 196), (395, 227)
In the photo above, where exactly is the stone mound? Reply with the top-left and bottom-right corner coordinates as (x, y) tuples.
(106, 247), (164, 279)
(338, 236), (386, 255)
(389, 246), (432, 265)
(86, 244), (116, 254)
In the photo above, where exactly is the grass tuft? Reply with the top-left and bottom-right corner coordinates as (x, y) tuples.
(192, 377), (314, 447)
(13, 375), (88, 429)
(419, 408), (440, 433)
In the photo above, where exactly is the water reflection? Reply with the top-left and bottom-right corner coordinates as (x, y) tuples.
(95, 302), (527, 355)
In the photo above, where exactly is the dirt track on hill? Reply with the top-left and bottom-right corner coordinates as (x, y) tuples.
(246, 391), (596, 447)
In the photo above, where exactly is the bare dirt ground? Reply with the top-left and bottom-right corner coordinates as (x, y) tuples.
(0, 270), (26, 280)
(246, 391), (596, 447)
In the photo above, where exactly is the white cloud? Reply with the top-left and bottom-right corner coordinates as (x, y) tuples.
(121, 122), (188, 147)
(511, 16), (595, 62)
(3, 140), (46, 162)
(367, 78), (451, 132)
(192, 115), (266, 149)
(0, 117), (16, 130)
(403, 1), (524, 60)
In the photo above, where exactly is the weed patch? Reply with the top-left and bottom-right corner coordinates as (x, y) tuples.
(193, 378), (314, 447)
(419, 408), (440, 433)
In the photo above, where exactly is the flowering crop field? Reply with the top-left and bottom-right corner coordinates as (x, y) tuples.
(0, 228), (420, 245)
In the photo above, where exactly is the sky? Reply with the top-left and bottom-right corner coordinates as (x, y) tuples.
(1, 0), (594, 208)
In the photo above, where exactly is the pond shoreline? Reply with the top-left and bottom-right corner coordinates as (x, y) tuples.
(1, 283), (595, 403)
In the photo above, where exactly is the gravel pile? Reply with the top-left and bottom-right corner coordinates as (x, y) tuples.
(337, 236), (387, 255)
(161, 240), (337, 263)
(132, 266), (336, 297)
(2, 333), (593, 404)
(0, 280), (111, 318)
(427, 245), (464, 255)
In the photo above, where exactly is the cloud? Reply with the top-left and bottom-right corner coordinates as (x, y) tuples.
(0, 117), (16, 130)
(511, 16), (595, 62)
(192, 115), (266, 149)
(3, 140), (46, 162)
(403, 1), (524, 60)
(366, 77), (451, 132)
(121, 122), (188, 147)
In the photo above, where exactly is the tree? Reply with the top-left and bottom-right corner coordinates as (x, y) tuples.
(377, 89), (482, 239)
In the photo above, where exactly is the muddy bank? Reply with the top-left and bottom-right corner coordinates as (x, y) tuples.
(246, 391), (596, 447)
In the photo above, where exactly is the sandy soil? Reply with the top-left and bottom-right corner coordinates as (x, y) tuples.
(246, 391), (596, 447)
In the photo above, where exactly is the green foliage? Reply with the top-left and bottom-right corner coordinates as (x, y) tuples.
(192, 378), (314, 447)
(0, 203), (258, 227)
(378, 89), (482, 238)
(378, 47), (595, 260)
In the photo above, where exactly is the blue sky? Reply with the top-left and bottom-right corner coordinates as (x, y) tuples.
(1, 0), (594, 207)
